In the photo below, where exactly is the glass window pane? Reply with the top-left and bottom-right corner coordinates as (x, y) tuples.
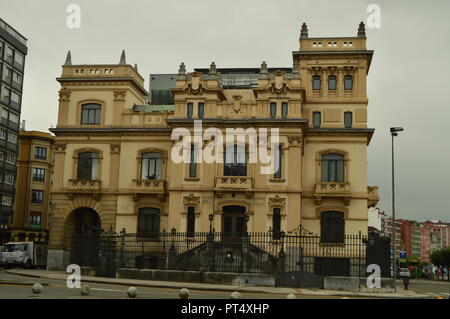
(281, 102), (288, 118)
(270, 102), (276, 118)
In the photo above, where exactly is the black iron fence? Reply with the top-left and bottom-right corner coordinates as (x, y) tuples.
(71, 229), (391, 278)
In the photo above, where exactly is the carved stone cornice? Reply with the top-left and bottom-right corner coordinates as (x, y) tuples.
(268, 195), (286, 208)
(110, 144), (121, 154)
(113, 90), (127, 101)
(54, 143), (67, 154)
(288, 136), (302, 148)
(58, 89), (71, 102)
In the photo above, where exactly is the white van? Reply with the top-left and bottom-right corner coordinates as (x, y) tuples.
(1, 242), (48, 268)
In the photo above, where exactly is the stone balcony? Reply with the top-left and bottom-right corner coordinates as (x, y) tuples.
(215, 176), (254, 198)
(67, 179), (101, 198)
(131, 179), (166, 202)
(367, 186), (380, 208)
(314, 182), (351, 205)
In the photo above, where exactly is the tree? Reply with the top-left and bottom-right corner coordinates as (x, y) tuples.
(430, 247), (450, 266)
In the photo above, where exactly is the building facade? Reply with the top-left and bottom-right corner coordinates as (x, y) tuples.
(47, 23), (379, 269)
(0, 19), (27, 224)
(10, 130), (54, 241)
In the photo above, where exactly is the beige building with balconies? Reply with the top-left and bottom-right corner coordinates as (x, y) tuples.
(47, 22), (379, 269)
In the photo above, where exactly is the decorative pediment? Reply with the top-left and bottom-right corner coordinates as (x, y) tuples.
(268, 195), (286, 208)
(183, 193), (200, 207)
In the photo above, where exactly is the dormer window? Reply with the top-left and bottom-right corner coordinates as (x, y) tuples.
(328, 76), (337, 90)
(344, 75), (353, 90)
(312, 76), (321, 90)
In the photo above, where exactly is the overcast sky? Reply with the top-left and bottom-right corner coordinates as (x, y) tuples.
(1, 0), (449, 222)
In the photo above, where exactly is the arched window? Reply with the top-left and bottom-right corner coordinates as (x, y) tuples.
(81, 103), (101, 124)
(321, 154), (344, 182)
(138, 207), (160, 237)
(77, 152), (99, 180)
(141, 152), (163, 180)
(328, 75), (337, 90)
(320, 211), (345, 243)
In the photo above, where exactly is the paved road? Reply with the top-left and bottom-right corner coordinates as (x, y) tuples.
(0, 269), (347, 299)
(404, 279), (450, 298)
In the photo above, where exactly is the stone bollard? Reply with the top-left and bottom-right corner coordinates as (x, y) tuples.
(179, 288), (190, 299)
(230, 291), (242, 299)
(80, 285), (90, 296)
(287, 293), (297, 299)
(31, 283), (43, 294)
(127, 287), (137, 298)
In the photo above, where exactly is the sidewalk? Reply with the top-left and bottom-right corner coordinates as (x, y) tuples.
(4, 269), (431, 299)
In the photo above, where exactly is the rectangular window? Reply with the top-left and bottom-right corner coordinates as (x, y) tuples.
(344, 76), (353, 90)
(9, 112), (19, 124)
(281, 102), (288, 118)
(312, 76), (321, 90)
(7, 132), (17, 144)
(31, 190), (44, 203)
(320, 211), (345, 243)
(5, 46), (13, 62)
(141, 153), (163, 180)
(187, 206), (195, 236)
(29, 215), (41, 226)
(12, 72), (22, 85)
(14, 51), (24, 66)
(270, 102), (277, 119)
(0, 151), (3, 161)
(189, 144), (197, 177)
(2, 65), (12, 82)
(138, 207), (160, 236)
(312, 112), (321, 128)
(35, 147), (47, 160)
(1, 195), (12, 206)
(198, 102), (204, 119)
(321, 154), (345, 182)
(344, 112), (353, 128)
(0, 129), (6, 139)
(224, 144), (247, 176)
(4, 173), (13, 185)
(6, 152), (15, 164)
(187, 102), (193, 119)
(81, 103), (101, 125)
(32, 168), (45, 182)
(77, 152), (98, 180)
(1, 108), (7, 119)
(328, 76), (337, 90)
(272, 208), (281, 240)
(11, 91), (20, 104)
(274, 145), (282, 179)
(1, 86), (10, 103)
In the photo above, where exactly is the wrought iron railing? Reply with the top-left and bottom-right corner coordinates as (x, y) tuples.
(70, 229), (390, 278)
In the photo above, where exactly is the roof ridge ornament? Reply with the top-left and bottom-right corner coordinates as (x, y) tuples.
(178, 62), (186, 80)
(259, 61), (269, 79)
(300, 22), (308, 39)
(357, 21), (366, 38)
(119, 49), (126, 65)
(134, 63), (138, 72)
(64, 50), (72, 66)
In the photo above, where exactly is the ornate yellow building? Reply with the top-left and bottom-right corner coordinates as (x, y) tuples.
(47, 22), (379, 269)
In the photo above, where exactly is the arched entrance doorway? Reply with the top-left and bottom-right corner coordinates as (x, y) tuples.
(65, 207), (102, 267)
(222, 205), (247, 238)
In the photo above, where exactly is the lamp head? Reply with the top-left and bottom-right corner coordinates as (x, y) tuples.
(390, 127), (404, 133)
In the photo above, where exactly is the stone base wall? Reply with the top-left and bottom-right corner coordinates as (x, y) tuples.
(47, 249), (70, 271)
(116, 268), (276, 287)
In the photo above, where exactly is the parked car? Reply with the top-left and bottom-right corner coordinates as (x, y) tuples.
(399, 267), (411, 278)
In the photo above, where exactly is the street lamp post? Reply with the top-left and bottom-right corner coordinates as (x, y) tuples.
(390, 126), (403, 292)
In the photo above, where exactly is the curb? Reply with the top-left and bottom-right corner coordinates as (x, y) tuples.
(0, 280), (49, 287)
(4, 270), (431, 298)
